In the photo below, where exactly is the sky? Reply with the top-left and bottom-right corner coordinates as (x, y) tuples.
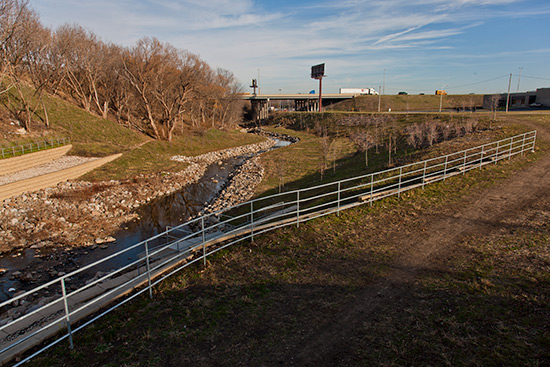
(31, 0), (550, 95)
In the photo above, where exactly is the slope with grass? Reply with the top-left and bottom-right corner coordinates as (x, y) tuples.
(25, 114), (550, 367)
(0, 89), (147, 157)
(1, 90), (264, 181)
(326, 93), (484, 112)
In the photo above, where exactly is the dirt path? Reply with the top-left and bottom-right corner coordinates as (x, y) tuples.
(287, 121), (550, 366)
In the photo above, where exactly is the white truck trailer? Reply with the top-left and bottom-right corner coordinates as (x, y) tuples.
(339, 88), (379, 95)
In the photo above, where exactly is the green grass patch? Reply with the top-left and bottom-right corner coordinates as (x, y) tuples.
(81, 129), (264, 181)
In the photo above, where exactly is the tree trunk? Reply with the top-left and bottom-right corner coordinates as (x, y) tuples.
(42, 98), (49, 128)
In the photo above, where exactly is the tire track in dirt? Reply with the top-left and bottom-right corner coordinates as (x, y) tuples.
(286, 121), (550, 366)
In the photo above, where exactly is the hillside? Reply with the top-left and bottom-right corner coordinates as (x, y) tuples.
(0, 89), (147, 156)
(0, 89), (263, 181)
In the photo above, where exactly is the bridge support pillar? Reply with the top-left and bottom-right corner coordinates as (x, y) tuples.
(250, 99), (270, 124)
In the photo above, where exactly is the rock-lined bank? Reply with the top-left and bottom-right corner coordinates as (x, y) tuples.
(0, 138), (276, 254)
(170, 137), (276, 164)
(204, 156), (265, 214)
(247, 128), (300, 144)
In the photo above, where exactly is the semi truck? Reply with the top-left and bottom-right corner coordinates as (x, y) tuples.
(339, 88), (379, 95)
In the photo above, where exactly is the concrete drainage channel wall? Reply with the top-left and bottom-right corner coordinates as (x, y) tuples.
(0, 130), (537, 365)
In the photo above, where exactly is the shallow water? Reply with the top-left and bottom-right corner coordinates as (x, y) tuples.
(0, 138), (291, 301)
(0, 156), (243, 301)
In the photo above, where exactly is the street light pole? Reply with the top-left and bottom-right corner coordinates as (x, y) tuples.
(517, 67), (523, 92)
(378, 85), (381, 112)
(439, 84), (447, 113)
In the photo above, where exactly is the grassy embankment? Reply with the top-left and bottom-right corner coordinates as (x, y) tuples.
(326, 93), (484, 112)
(0, 90), (263, 180)
(28, 113), (550, 366)
(256, 112), (511, 196)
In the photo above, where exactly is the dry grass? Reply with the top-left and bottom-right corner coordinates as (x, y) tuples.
(26, 115), (550, 367)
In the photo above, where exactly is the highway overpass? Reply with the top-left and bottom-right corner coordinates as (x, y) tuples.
(241, 93), (359, 120)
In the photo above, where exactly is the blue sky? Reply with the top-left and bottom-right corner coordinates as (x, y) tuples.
(31, 0), (550, 94)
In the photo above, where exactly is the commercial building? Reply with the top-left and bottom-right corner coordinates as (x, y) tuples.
(483, 88), (550, 109)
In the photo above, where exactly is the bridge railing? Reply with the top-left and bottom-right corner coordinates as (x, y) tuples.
(0, 130), (536, 365)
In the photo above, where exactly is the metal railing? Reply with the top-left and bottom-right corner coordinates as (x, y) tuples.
(0, 130), (537, 365)
(0, 137), (71, 159)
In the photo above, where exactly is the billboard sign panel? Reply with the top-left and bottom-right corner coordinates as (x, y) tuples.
(311, 63), (325, 79)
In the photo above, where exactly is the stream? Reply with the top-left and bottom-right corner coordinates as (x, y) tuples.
(0, 138), (292, 302)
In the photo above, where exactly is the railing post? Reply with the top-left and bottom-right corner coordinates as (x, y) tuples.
(296, 190), (300, 228)
(462, 150), (467, 175)
(443, 156), (448, 181)
(397, 167), (402, 198)
(12, 146), (15, 157)
(61, 278), (74, 350)
(337, 182), (341, 216)
(521, 133), (526, 156)
(202, 216), (207, 266)
(250, 202), (254, 242)
(479, 145), (485, 170)
(369, 174), (374, 206)
(508, 137), (514, 160)
(1, 148), (4, 159)
(531, 131), (537, 152)
(422, 161), (427, 189)
(495, 141), (500, 164)
(144, 240), (153, 299)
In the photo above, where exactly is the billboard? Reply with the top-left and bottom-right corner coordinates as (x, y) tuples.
(311, 63), (325, 79)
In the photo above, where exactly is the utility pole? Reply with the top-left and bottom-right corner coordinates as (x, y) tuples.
(506, 73), (512, 113)
(378, 85), (381, 112)
(517, 67), (523, 92)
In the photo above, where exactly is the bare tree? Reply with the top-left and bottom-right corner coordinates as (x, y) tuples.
(425, 120), (439, 147)
(350, 131), (375, 167)
(405, 124), (422, 149)
(274, 155), (286, 193)
(214, 68), (244, 129)
(489, 94), (500, 125)
(319, 135), (330, 180)
(124, 37), (196, 141)
(1, 0), (48, 131)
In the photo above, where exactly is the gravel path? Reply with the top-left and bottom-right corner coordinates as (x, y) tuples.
(0, 156), (98, 186)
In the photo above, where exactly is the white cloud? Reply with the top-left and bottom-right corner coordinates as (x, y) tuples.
(30, 0), (549, 93)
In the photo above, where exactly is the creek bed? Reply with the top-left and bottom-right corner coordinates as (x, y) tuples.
(0, 138), (292, 303)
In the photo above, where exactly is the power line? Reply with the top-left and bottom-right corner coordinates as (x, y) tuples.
(446, 75), (509, 90)
(513, 74), (550, 81)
